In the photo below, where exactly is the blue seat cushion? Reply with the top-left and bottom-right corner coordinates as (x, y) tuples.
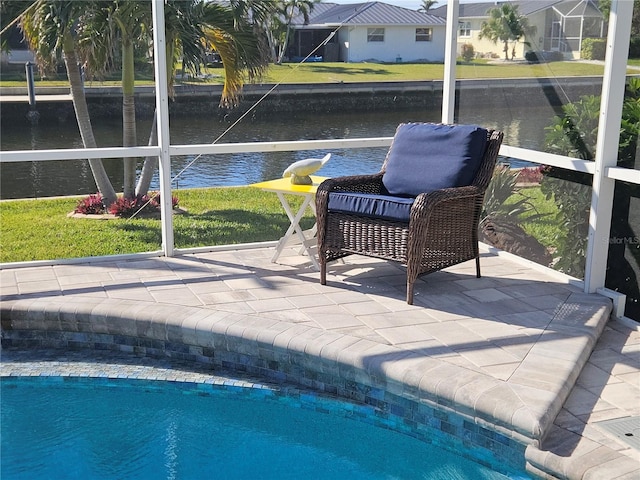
(382, 123), (488, 197)
(328, 192), (414, 222)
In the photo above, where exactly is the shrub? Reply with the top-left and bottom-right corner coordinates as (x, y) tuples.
(107, 195), (158, 217)
(150, 192), (180, 209)
(542, 78), (640, 289)
(481, 165), (545, 227)
(524, 50), (539, 63)
(74, 193), (105, 215)
(460, 43), (475, 62)
(541, 50), (564, 62)
(516, 166), (544, 184)
(581, 38), (606, 60)
(73, 192), (179, 217)
(629, 37), (640, 58)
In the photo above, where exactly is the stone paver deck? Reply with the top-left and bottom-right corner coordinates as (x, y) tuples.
(1, 245), (638, 479)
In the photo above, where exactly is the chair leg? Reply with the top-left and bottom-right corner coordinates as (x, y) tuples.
(406, 282), (414, 305)
(475, 256), (481, 278)
(320, 258), (327, 285)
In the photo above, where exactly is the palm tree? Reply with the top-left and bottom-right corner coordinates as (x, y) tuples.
(478, 3), (535, 61)
(417, 0), (438, 13)
(82, 1), (149, 198)
(14, 0), (270, 202)
(20, 0), (118, 206)
(274, 0), (318, 64)
(135, 0), (272, 196)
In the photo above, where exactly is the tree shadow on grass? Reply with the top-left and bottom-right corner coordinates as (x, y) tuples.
(116, 209), (316, 248)
(299, 65), (395, 76)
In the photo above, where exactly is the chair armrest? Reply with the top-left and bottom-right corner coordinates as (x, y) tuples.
(414, 185), (482, 207)
(317, 173), (385, 194)
(407, 185), (486, 252)
(411, 185), (483, 223)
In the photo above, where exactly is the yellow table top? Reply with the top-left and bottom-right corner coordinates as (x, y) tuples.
(251, 176), (328, 194)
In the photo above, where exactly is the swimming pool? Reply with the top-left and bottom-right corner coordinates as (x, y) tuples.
(1, 375), (529, 480)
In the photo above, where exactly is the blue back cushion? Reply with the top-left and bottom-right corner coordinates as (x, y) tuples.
(381, 123), (488, 197)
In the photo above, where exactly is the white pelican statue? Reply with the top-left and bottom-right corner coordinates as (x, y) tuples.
(282, 153), (331, 185)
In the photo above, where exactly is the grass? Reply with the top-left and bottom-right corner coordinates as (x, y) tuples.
(258, 60), (609, 83)
(0, 60), (611, 88)
(509, 185), (561, 250)
(0, 183), (564, 264)
(0, 187), (315, 263)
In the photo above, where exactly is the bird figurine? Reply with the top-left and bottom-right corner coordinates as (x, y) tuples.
(282, 153), (331, 185)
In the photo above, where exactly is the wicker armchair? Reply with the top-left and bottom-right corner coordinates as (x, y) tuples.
(316, 123), (504, 304)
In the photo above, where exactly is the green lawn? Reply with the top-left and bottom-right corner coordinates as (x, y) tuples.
(0, 60), (611, 88)
(509, 185), (561, 250)
(1, 183), (564, 264)
(259, 60), (609, 83)
(0, 187), (315, 263)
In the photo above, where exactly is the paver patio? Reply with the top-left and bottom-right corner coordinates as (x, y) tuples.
(1, 244), (638, 479)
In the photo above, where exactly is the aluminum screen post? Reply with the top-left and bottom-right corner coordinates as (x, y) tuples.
(152, 0), (174, 257)
(584, 0), (633, 294)
(442, 0), (458, 125)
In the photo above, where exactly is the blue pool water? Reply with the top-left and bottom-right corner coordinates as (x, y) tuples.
(1, 376), (526, 480)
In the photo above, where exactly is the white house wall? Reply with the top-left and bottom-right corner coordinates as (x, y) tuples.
(339, 25), (446, 63)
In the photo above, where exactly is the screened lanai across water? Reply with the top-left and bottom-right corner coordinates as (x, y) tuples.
(549, 0), (607, 55)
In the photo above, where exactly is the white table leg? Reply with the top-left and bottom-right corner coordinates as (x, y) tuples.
(271, 192), (319, 269)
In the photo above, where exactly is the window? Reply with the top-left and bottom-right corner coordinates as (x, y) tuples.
(459, 21), (471, 38)
(367, 28), (384, 42)
(415, 28), (432, 42)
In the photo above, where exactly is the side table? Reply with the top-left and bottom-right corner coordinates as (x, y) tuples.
(251, 176), (328, 269)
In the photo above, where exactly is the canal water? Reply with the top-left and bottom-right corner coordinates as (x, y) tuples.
(0, 104), (555, 199)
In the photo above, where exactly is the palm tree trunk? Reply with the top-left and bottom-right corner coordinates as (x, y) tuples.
(63, 31), (117, 207)
(122, 38), (137, 198)
(135, 111), (158, 196)
(135, 40), (175, 197)
(277, 8), (294, 64)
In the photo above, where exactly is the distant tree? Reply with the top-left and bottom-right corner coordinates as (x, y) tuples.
(417, 0), (438, 13)
(0, 1), (33, 52)
(478, 3), (535, 61)
(274, 0), (318, 64)
(599, 0), (640, 36)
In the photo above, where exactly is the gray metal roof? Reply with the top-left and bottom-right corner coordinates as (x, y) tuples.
(430, 1), (569, 18)
(295, 2), (445, 27)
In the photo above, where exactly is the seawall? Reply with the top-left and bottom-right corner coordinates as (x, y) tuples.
(0, 76), (606, 124)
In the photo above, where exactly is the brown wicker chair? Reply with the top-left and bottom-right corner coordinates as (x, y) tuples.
(316, 123), (504, 304)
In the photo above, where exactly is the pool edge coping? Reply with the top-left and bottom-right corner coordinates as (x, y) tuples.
(1, 291), (619, 479)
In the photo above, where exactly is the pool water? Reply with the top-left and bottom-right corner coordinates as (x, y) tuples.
(1, 377), (526, 480)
